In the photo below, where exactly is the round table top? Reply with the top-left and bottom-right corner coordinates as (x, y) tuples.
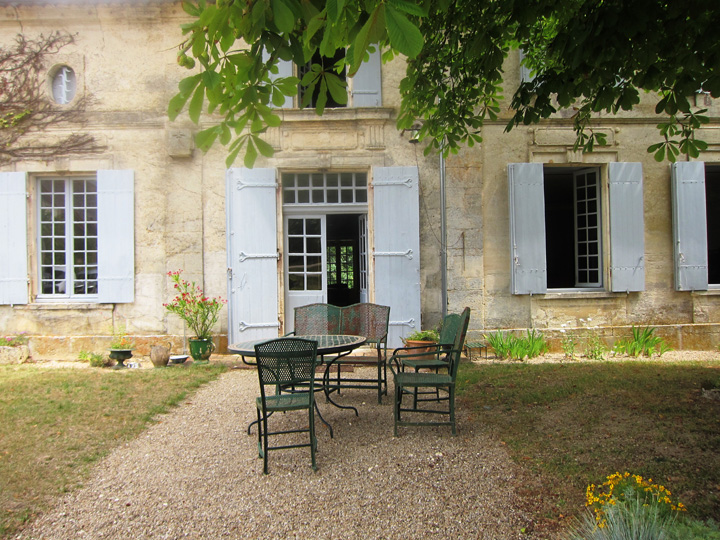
(228, 334), (367, 357)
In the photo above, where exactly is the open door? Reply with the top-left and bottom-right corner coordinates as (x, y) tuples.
(372, 166), (421, 347)
(226, 168), (280, 343)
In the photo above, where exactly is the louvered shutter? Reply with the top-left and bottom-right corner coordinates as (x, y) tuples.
(372, 166), (420, 347)
(508, 163), (547, 294)
(351, 48), (382, 107)
(226, 168), (279, 343)
(97, 170), (134, 303)
(672, 161), (708, 291)
(0, 172), (28, 304)
(608, 162), (645, 292)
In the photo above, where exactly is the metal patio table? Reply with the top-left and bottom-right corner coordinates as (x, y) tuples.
(229, 334), (367, 438)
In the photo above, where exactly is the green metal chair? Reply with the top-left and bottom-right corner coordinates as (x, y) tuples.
(389, 307), (470, 436)
(254, 337), (319, 474)
(400, 312), (463, 405)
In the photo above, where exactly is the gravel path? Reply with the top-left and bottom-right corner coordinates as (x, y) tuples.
(15, 367), (533, 539)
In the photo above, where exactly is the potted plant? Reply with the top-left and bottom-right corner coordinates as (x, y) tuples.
(401, 328), (440, 359)
(109, 325), (135, 369)
(403, 328), (440, 347)
(163, 270), (225, 364)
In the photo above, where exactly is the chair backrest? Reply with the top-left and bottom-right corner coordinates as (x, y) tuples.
(341, 303), (390, 345)
(448, 307), (471, 379)
(294, 303), (342, 335)
(438, 313), (461, 349)
(254, 338), (318, 399)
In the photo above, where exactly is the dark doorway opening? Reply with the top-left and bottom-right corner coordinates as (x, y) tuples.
(327, 214), (360, 306)
(706, 165), (720, 284)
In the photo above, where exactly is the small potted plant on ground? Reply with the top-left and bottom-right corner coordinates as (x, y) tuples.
(164, 270), (226, 364)
(109, 325), (135, 369)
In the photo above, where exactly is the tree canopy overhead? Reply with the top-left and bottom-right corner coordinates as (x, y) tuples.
(169, 0), (720, 167)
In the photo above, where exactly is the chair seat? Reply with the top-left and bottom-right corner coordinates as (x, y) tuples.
(395, 372), (454, 387)
(402, 358), (449, 371)
(256, 392), (311, 412)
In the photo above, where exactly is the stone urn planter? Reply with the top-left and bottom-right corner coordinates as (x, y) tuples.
(109, 349), (133, 369)
(150, 345), (170, 368)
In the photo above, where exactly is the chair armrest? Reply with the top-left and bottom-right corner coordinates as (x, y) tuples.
(388, 345), (443, 374)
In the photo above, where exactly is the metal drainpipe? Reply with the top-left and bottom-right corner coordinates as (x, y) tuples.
(440, 147), (447, 318)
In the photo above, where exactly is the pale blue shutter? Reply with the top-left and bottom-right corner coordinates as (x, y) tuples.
(518, 49), (535, 84)
(672, 161), (708, 291)
(0, 172), (28, 304)
(97, 170), (134, 303)
(372, 166), (420, 347)
(351, 48), (382, 107)
(508, 163), (547, 294)
(226, 168), (279, 343)
(608, 162), (645, 292)
(263, 49), (294, 109)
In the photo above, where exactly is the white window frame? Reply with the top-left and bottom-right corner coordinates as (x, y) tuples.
(36, 176), (99, 300)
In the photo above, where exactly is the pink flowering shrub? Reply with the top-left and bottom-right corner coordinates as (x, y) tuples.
(163, 271), (225, 340)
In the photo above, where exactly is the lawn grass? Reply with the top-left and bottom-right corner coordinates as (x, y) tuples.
(0, 364), (227, 539)
(457, 359), (720, 537)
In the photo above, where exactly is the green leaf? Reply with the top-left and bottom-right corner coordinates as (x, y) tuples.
(178, 74), (202, 96)
(168, 92), (191, 121)
(188, 85), (205, 124)
(255, 136), (275, 158)
(325, 72), (348, 104)
(387, 0), (428, 17)
(385, 5), (424, 58)
(220, 123), (231, 145)
(202, 70), (222, 90)
(352, 5), (386, 73)
(244, 139), (258, 168)
(271, 0), (295, 34)
(195, 126), (220, 152)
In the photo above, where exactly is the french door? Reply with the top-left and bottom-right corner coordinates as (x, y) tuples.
(284, 215), (327, 330)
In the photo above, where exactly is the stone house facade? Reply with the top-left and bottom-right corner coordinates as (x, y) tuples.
(0, 0), (719, 360)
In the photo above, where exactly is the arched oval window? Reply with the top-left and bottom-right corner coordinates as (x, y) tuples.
(51, 65), (76, 105)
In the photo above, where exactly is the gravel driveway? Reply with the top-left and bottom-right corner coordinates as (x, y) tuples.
(16, 367), (533, 539)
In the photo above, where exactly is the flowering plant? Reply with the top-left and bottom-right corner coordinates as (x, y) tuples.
(586, 471), (686, 529)
(163, 271), (226, 340)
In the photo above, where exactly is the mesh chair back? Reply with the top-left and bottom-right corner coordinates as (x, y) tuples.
(448, 308), (471, 378)
(254, 338), (318, 392)
(294, 303), (342, 335)
(438, 313), (461, 349)
(342, 303), (390, 345)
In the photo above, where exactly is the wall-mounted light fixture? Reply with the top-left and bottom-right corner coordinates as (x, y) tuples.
(401, 123), (422, 144)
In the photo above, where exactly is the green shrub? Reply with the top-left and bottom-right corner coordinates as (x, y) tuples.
(483, 329), (548, 361)
(613, 326), (672, 357)
(565, 472), (687, 539)
(78, 350), (107, 368)
(585, 334), (608, 361)
(667, 518), (720, 540)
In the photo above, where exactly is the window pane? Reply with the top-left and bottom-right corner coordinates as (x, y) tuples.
(289, 237), (304, 253)
(307, 275), (321, 290)
(288, 219), (304, 235)
(306, 219), (321, 235)
(288, 256), (304, 273)
(289, 274), (304, 290)
(307, 256), (321, 272)
(307, 237), (321, 253)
